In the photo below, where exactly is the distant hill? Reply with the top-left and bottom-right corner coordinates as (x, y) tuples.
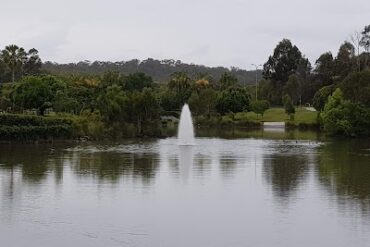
(43, 58), (262, 85)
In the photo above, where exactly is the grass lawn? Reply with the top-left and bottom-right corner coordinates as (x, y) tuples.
(234, 107), (318, 125)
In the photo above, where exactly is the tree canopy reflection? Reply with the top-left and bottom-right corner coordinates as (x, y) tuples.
(263, 145), (310, 202)
(317, 140), (370, 216)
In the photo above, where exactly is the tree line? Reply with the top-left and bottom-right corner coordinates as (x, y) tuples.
(0, 45), (42, 83)
(0, 24), (370, 138)
(42, 59), (260, 85)
(259, 24), (370, 136)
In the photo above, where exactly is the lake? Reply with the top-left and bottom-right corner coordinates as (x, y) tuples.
(0, 129), (369, 247)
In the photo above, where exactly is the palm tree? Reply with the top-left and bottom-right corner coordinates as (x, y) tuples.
(1, 44), (27, 82)
(168, 71), (191, 93)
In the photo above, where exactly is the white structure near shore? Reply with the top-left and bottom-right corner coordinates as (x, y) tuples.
(263, 122), (286, 128)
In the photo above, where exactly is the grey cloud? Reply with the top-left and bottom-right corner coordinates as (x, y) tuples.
(1, 0), (369, 69)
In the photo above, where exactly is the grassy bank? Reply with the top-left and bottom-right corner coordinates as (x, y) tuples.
(244, 107), (317, 124)
(194, 107), (318, 129)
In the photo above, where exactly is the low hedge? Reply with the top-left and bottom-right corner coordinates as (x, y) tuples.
(0, 114), (72, 127)
(0, 125), (73, 141)
(0, 114), (73, 141)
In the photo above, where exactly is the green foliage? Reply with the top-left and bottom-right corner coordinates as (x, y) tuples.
(314, 52), (335, 86)
(321, 89), (351, 135)
(0, 114), (73, 141)
(100, 70), (125, 87)
(0, 113), (72, 126)
(312, 85), (334, 111)
(12, 75), (66, 115)
(339, 70), (370, 106)
(97, 84), (127, 122)
(70, 110), (105, 139)
(53, 90), (79, 113)
(215, 87), (250, 114)
(250, 100), (270, 118)
(263, 39), (307, 83)
(283, 94), (295, 116)
(283, 75), (302, 104)
(219, 72), (238, 90)
(335, 42), (355, 79)
(42, 59), (260, 85)
(168, 71), (192, 93)
(159, 89), (182, 111)
(23, 48), (42, 76)
(3, 31), (370, 139)
(321, 88), (370, 136)
(167, 71), (193, 106)
(1, 45), (27, 82)
(0, 45), (41, 83)
(188, 88), (218, 117)
(131, 88), (160, 121)
(124, 72), (153, 91)
(262, 39), (310, 105)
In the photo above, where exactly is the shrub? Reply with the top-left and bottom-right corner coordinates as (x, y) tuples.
(321, 88), (370, 136)
(250, 100), (270, 118)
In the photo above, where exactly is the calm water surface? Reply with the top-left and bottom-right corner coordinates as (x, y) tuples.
(0, 130), (370, 247)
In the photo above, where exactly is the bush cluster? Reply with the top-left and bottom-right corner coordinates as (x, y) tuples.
(0, 114), (73, 141)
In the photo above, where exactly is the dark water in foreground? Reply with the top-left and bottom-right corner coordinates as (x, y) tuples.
(0, 130), (370, 247)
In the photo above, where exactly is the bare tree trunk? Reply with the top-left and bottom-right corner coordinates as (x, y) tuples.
(350, 31), (362, 72)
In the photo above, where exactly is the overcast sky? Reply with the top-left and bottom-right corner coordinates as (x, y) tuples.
(1, 0), (369, 69)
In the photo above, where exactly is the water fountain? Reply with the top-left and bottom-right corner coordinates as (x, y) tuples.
(178, 104), (195, 145)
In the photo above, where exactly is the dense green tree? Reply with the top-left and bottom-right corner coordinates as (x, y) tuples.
(168, 71), (192, 93)
(296, 57), (312, 79)
(97, 84), (127, 122)
(312, 85), (334, 111)
(258, 79), (275, 103)
(335, 42), (355, 80)
(69, 80), (99, 113)
(320, 88), (370, 136)
(314, 52), (335, 86)
(321, 88), (350, 135)
(100, 70), (125, 87)
(159, 89), (182, 111)
(219, 72), (238, 90)
(23, 48), (42, 76)
(124, 72), (153, 91)
(1, 45), (27, 82)
(283, 75), (302, 105)
(263, 39), (305, 83)
(215, 87), (250, 114)
(129, 88), (160, 134)
(168, 71), (193, 106)
(339, 70), (370, 106)
(262, 39), (309, 104)
(283, 94), (295, 118)
(53, 90), (79, 113)
(188, 88), (218, 117)
(250, 100), (269, 118)
(12, 76), (65, 115)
